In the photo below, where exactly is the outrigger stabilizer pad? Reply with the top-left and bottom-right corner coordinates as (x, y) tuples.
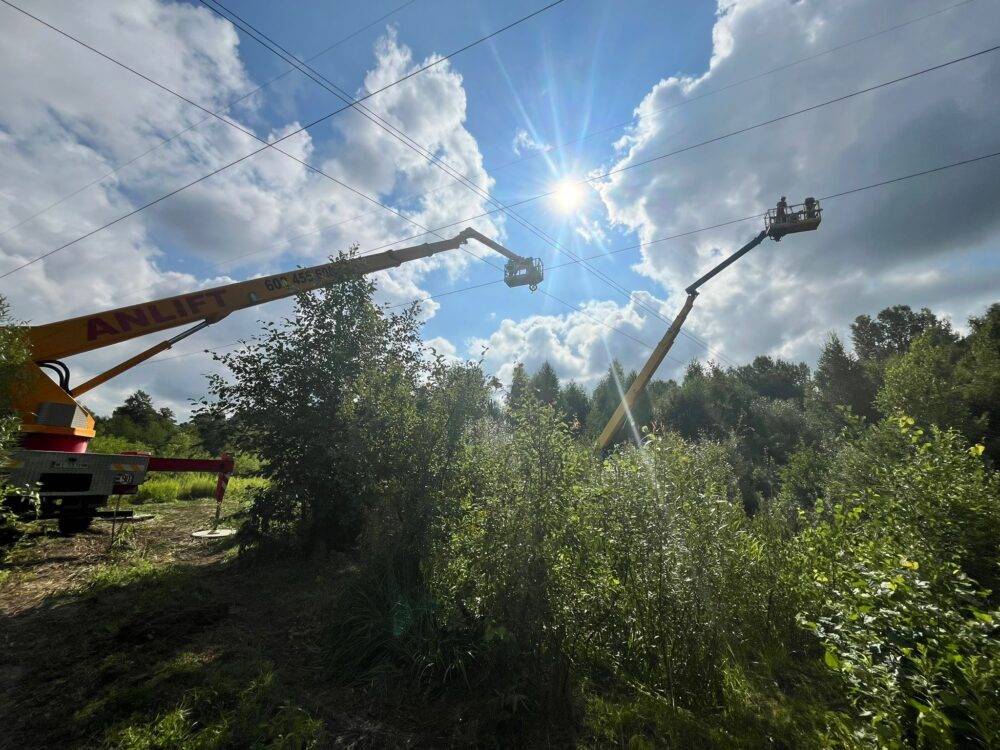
(192, 527), (236, 539)
(192, 491), (235, 538)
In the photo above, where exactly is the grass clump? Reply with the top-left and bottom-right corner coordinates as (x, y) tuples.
(133, 476), (268, 505)
(107, 667), (323, 750)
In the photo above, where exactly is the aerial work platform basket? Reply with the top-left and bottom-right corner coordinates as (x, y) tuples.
(765, 197), (821, 240)
(504, 257), (544, 290)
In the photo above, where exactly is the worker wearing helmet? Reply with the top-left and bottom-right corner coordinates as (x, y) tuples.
(804, 196), (817, 219)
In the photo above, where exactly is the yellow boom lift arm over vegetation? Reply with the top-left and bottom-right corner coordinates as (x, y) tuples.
(596, 198), (821, 451)
(15, 227), (542, 453)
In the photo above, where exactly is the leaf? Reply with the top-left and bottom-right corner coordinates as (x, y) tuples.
(824, 649), (840, 670)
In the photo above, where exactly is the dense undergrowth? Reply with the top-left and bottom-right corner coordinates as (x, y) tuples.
(3, 280), (999, 746)
(192, 274), (1000, 747)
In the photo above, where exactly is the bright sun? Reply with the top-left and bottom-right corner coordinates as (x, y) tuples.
(551, 179), (585, 213)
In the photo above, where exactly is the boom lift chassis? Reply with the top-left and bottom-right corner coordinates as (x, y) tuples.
(596, 199), (821, 451)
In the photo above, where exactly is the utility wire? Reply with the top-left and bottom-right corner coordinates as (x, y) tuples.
(0, 0), (416, 238)
(11, 10), (995, 347)
(207, 35), (1000, 272)
(198, 0), (734, 365)
(18, 26), (1000, 362)
(130, 148), (1000, 371)
(0, 0), (568, 279)
(198, 0), (983, 268)
(0, 0), (510, 287)
(481, 0), (980, 174)
(0, 0), (972, 257)
(289, 33), (1000, 362)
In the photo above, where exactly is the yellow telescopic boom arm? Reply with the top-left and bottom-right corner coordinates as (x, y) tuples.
(15, 228), (539, 446)
(29, 227), (531, 362)
(595, 197), (823, 452)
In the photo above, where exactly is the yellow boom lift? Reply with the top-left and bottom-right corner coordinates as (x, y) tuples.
(596, 198), (822, 451)
(5, 228), (542, 532)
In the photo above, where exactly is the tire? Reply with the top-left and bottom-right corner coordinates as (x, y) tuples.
(57, 513), (94, 535)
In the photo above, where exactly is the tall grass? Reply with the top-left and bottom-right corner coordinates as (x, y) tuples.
(133, 475), (268, 504)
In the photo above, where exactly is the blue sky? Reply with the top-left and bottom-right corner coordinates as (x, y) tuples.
(160, 0), (717, 360)
(1, 0), (998, 416)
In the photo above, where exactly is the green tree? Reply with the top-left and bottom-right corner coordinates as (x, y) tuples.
(955, 303), (1000, 461)
(814, 333), (877, 420)
(530, 361), (560, 405)
(851, 304), (954, 364)
(0, 296), (31, 545)
(202, 254), (495, 561)
(655, 361), (752, 441)
(585, 361), (650, 444)
(876, 331), (966, 431)
(507, 362), (530, 410)
(734, 355), (809, 402)
(0, 296), (28, 453)
(188, 408), (231, 455)
(793, 419), (1000, 746)
(100, 389), (179, 452)
(115, 390), (159, 425)
(556, 380), (590, 431)
(202, 255), (425, 553)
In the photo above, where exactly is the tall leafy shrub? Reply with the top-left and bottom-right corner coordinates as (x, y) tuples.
(793, 418), (1000, 747)
(202, 256), (427, 554)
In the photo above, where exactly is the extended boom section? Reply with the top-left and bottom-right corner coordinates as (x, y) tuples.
(595, 197), (822, 452)
(29, 228), (537, 362)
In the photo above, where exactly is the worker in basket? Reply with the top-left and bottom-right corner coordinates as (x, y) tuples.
(804, 196), (817, 219)
(776, 196), (788, 221)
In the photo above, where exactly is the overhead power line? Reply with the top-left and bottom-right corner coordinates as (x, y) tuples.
(183, 34), (1000, 278)
(0, 0), (416, 238)
(194, 0), (701, 361)
(482, 0), (980, 174)
(196, 1), (751, 368)
(0, 0), (568, 279)
(194, 0), (983, 268)
(132, 148), (1000, 371)
(8, 12), (995, 359)
(0, 0), (514, 286)
(9, 0), (704, 364)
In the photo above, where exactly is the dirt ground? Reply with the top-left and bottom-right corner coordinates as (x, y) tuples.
(0, 497), (410, 749)
(0, 498), (228, 617)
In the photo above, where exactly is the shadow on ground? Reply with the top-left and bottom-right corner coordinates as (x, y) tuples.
(0, 504), (417, 749)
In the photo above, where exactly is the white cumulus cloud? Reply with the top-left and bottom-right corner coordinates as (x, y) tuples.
(0, 1), (496, 417)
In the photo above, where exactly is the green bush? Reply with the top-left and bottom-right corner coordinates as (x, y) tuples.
(89, 433), (154, 455)
(1, 295), (32, 550)
(791, 417), (1000, 747)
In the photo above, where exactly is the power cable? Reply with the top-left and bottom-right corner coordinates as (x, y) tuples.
(118, 0), (705, 366)
(1, 0), (972, 255)
(194, 0), (982, 258)
(481, 0), (980, 174)
(0, 0), (508, 284)
(130, 148), (1000, 371)
(209, 35), (1000, 272)
(0, 0), (569, 279)
(200, 0), (736, 364)
(0, 0), (417, 238)
(11, 14), (995, 356)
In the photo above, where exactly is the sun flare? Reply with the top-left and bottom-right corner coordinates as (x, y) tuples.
(551, 179), (585, 213)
